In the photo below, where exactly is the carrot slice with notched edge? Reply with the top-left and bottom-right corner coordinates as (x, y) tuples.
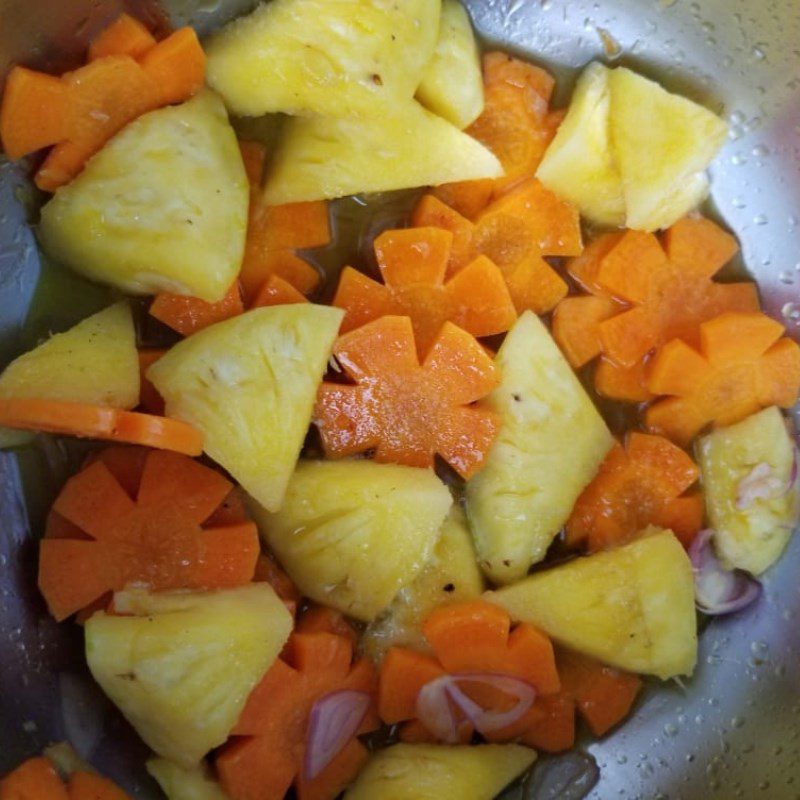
(139, 27), (206, 106)
(0, 397), (202, 455)
(432, 178), (495, 221)
(411, 194), (476, 276)
(38, 448), (259, 621)
(645, 312), (800, 445)
(252, 274), (309, 308)
(216, 631), (378, 800)
(566, 432), (703, 550)
(333, 227), (516, 357)
(594, 358), (654, 403)
(238, 141), (326, 302)
(557, 650), (642, 737)
(552, 295), (619, 368)
(150, 282), (244, 336)
(314, 316), (500, 479)
(88, 13), (157, 61)
(66, 772), (131, 800)
(467, 52), (558, 193)
(0, 67), (69, 160)
(0, 757), (69, 800)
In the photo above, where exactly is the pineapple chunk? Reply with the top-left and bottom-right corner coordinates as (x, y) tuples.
(362, 506), (485, 660)
(608, 67), (728, 231)
(465, 311), (614, 585)
(697, 407), (799, 575)
(416, 0), (483, 129)
(262, 100), (502, 204)
(85, 584), (292, 767)
(39, 91), (248, 303)
(536, 62), (625, 227)
(147, 759), (228, 800)
(147, 305), (343, 512)
(487, 528), (698, 679)
(344, 744), (536, 800)
(0, 302), (139, 448)
(251, 459), (453, 622)
(206, 0), (440, 118)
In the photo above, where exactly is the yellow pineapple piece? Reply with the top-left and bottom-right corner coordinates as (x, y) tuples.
(39, 91), (248, 303)
(536, 62), (625, 227)
(465, 311), (614, 584)
(416, 0), (483, 129)
(344, 744), (536, 800)
(251, 459), (453, 622)
(0, 302), (139, 448)
(262, 100), (502, 204)
(487, 528), (697, 679)
(85, 585), (292, 767)
(362, 506), (484, 660)
(146, 759), (229, 800)
(148, 305), (343, 512)
(608, 67), (728, 231)
(206, 0), (440, 118)
(697, 407), (799, 575)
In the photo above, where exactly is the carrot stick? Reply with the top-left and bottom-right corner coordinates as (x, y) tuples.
(0, 67), (69, 159)
(88, 14), (157, 61)
(139, 27), (206, 105)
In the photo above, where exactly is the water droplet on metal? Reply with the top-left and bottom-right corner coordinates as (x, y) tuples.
(781, 302), (800, 322)
(753, 213), (768, 225)
(752, 144), (770, 157)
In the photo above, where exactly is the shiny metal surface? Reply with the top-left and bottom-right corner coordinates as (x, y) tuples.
(1, 0), (799, 797)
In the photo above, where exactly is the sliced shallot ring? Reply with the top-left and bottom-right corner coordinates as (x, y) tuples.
(689, 529), (761, 615)
(416, 672), (536, 741)
(304, 689), (371, 781)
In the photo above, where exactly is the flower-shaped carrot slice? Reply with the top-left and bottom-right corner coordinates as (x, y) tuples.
(314, 316), (500, 478)
(38, 447), (259, 621)
(645, 312), (800, 445)
(333, 226), (516, 358)
(566, 432), (703, 550)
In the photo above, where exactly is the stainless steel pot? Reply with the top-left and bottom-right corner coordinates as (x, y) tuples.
(1, 0), (799, 797)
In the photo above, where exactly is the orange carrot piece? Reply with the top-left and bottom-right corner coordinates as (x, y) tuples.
(137, 349), (166, 415)
(89, 445), (150, 498)
(205, 487), (250, 526)
(432, 179), (495, 221)
(378, 647), (447, 724)
(422, 601), (510, 662)
(411, 195), (476, 276)
(594, 358), (653, 403)
(138, 27), (206, 105)
(241, 249), (320, 303)
(558, 651), (642, 737)
(398, 718), (474, 744)
(566, 433), (701, 551)
(662, 216), (739, 278)
(254, 552), (302, 608)
(594, 230), (668, 304)
(474, 178), (583, 260)
(0, 67), (69, 160)
(597, 306), (659, 369)
(88, 14), (157, 61)
(552, 295), (618, 368)
(34, 55), (159, 190)
(218, 632), (377, 800)
(506, 624), (561, 695)
(38, 448), (258, 620)
(520, 692), (576, 753)
(314, 316), (500, 478)
(0, 397), (202, 455)
(295, 739), (370, 800)
(0, 757), (69, 800)
(297, 605), (358, 647)
(645, 312), (800, 444)
(566, 233), (625, 293)
(467, 53), (556, 191)
(252, 274), (309, 307)
(150, 282), (244, 336)
(66, 771), (131, 800)
(658, 492), (706, 548)
(333, 227), (516, 357)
